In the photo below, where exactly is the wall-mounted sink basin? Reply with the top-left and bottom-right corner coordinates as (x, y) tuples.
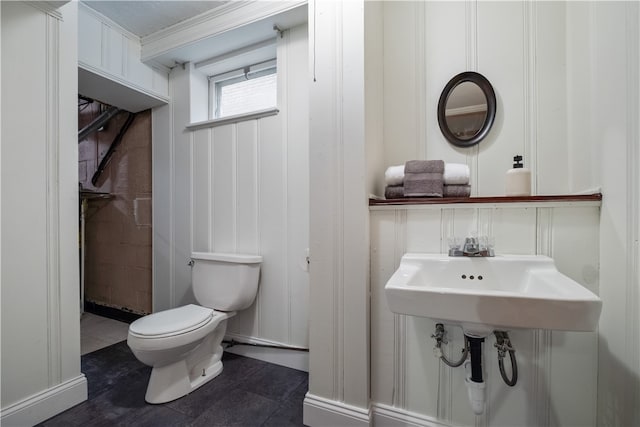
(384, 254), (602, 337)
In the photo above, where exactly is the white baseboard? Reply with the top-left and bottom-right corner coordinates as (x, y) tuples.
(224, 333), (309, 372)
(301, 397), (456, 427)
(303, 393), (371, 427)
(0, 375), (87, 427)
(371, 403), (453, 427)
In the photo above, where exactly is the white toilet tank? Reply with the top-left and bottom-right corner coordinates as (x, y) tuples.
(191, 252), (262, 311)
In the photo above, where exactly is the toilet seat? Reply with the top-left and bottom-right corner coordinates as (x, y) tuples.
(128, 305), (233, 352)
(130, 304), (214, 338)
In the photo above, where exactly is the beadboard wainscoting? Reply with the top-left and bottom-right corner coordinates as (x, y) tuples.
(1, 2), (87, 425)
(379, 1), (593, 199)
(370, 203), (600, 427)
(152, 23), (309, 366)
(77, 3), (170, 112)
(189, 112), (309, 350)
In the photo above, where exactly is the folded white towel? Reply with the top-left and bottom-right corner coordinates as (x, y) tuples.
(444, 163), (470, 185)
(385, 165), (405, 186)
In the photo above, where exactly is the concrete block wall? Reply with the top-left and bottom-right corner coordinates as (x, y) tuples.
(79, 101), (152, 314)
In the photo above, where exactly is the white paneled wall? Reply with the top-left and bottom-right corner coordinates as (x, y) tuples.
(154, 24), (309, 350)
(78, 3), (169, 95)
(305, 1), (640, 426)
(305, 2), (371, 422)
(590, 3), (640, 425)
(189, 114), (308, 346)
(370, 203), (600, 426)
(1, 2), (86, 425)
(78, 3), (169, 112)
(382, 2), (576, 197)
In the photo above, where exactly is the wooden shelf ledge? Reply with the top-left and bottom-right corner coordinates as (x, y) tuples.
(369, 193), (602, 207)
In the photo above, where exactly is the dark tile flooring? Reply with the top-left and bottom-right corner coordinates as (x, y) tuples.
(39, 341), (308, 426)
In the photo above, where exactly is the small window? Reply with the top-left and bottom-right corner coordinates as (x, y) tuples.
(210, 60), (277, 119)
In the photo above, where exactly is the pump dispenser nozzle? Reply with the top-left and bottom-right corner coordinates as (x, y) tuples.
(506, 155), (531, 196)
(513, 155), (523, 168)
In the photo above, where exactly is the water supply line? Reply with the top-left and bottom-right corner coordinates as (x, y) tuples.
(223, 339), (309, 352)
(494, 331), (518, 386)
(431, 323), (469, 367)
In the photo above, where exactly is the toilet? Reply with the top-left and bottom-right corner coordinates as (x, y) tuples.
(127, 252), (262, 404)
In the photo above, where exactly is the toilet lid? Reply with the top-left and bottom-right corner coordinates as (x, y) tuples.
(129, 304), (214, 337)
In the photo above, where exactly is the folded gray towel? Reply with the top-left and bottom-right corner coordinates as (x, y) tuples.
(405, 160), (445, 174)
(404, 172), (443, 197)
(443, 184), (471, 198)
(385, 185), (405, 199)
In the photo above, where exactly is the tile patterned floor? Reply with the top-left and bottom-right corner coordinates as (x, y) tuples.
(81, 313), (130, 355)
(39, 341), (308, 426)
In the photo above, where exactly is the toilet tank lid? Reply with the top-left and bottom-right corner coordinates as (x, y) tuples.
(191, 252), (262, 264)
(129, 304), (213, 337)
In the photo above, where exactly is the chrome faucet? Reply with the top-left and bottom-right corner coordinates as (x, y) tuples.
(449, 236), (495, 257)
(463, 237), (481, 256)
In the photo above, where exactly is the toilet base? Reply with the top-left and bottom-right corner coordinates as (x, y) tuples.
(145, 355), (223, 404)
(143, 320), (228, 404)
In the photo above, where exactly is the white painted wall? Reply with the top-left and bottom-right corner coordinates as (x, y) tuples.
(382, 1), (574, 197)
(153, 61), (193, 312)
(306, 1), (639, 426)
(589, 2), (640, 425)
(78, 3), (169, 112)
(1, 2), (87, 425)
(153, 24), (309, 361)
(365, 1), (385, 199)
(370, 203), (600, 426)
(304, 1), (371, 425)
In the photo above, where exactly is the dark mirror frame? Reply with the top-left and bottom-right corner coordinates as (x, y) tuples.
(437, 71), (497, 148)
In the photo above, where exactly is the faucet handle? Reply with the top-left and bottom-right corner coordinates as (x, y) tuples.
(448, 237), (462, 249)
(478, 236), (495, 257)
(448, 237), (463, 256)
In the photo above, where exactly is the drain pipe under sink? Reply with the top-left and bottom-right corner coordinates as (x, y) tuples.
(465, 336), (486, 415)
(431, 325), (518, 415)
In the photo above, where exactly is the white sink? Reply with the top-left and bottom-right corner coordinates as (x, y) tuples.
(384, 253), (602, 337)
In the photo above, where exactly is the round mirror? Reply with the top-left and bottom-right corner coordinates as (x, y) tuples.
(437, 72), (496, 148)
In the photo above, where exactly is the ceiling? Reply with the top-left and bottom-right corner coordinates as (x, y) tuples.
(81, 1), (228, 37)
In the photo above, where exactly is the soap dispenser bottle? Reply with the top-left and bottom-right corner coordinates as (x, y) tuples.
(505, 155), (531, 196)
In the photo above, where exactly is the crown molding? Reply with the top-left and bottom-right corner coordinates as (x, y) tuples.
(29, 1), (69, 20)
(141, 1), (306, 63)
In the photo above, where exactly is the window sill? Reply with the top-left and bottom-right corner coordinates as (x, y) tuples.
(186, 107), (279, 131)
